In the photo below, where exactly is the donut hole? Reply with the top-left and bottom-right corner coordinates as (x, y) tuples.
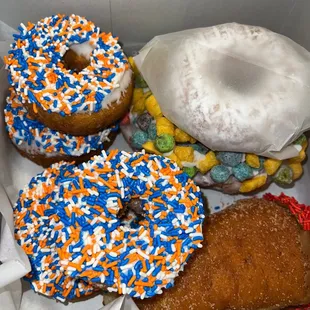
(118, 198), (145, 228)
(62, 49), (90, 73)
(216, 55), (264, 94)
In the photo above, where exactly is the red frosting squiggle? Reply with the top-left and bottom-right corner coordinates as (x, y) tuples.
(264, 192), (310, 309)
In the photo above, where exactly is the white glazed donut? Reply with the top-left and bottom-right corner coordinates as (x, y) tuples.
(135, 23), (310, 158)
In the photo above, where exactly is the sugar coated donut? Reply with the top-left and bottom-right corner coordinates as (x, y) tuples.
(14, 150), (205, 301)
(4, 89), (118, 167)
(4, 14), (133, 135)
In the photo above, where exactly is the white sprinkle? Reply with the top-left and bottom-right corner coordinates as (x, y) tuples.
(61, 235), (66, 243)
(146, 267), (155, 276)
(189, 193), (196, 200)
(121, 187), (125, 199)
(107, 287), (118, 293)
(189, 232), (202, 238)
(120, 161), (128, 170)
(90, 218), (97, 226)
(41, 248), (51, 253)
(120, 263), (135, 271)
(81, 207), (90, 215)
(137, 249), (149, 259)
(86, 257), (95, 266)
(154, 212), (161, 218)
(121, 168), (129, 177)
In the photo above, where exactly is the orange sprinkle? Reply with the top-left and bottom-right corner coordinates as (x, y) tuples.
(67, 262), (82, 272)
(55, 273), (62, 284)
(105, 261), (118, 268)
(134, 280), (154, 287)
(128, 275), (136, 286)
(32, 103), (38, 114)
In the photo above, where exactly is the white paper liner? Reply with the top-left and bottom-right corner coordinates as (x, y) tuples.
(134, 23), (310, 160)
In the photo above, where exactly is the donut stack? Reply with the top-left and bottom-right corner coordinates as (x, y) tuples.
(4, 14), (133, 167)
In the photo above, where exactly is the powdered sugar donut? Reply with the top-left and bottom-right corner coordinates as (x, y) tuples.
(5, 14), (133, 135)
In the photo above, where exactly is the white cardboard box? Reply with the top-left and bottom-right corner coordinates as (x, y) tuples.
(1, 1), (310, 309)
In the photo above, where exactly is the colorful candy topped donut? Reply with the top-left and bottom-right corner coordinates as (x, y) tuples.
(4, 14), (133, 135)
(14, 150), (205, 301)
(121, 58), (308, 195)
(4, 88), (118, 167)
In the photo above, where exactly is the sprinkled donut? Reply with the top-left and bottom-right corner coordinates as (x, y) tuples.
(4, 14), (133, 135)
(14, 150), (205, 301)
(4, 89), (118, 167)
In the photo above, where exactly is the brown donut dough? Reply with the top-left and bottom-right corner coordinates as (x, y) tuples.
(25, 79), (133, 136)
(136, 199), (310, 310)
(14, 130), (117, 168)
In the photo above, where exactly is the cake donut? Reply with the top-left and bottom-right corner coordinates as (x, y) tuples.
(4, 14), (133, 135)
(14, 150), (205, 301)
(121, 58), (308, 194)
(137, 198), (310, 310)
(4, 89), (118, 167)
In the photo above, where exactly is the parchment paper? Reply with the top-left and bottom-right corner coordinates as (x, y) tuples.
(134, 23), (310, 160)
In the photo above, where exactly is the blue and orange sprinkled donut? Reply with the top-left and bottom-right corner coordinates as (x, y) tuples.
(4, 88), (118, 167)
(4, 14), (133, 135)
(14, 150), (205, 301)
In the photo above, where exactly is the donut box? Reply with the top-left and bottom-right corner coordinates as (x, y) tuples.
(0, 2), (310, 310)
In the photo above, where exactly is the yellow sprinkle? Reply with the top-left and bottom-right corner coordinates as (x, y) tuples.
(174, 146), (194, 162)
(245, 154), (260, 169)
(132, 88), (144, 104)
(239, 174), (267, 193)
(128, 56), (140, 76)
(142, 141), (162, 155)
(145, 95), (162, 118)
(131, 96), (146, 114)
(197, 151), (219, 174)
(174, 128), (196, 143)
(302, 140), (308, 151)
(288, 150), (306, 164)
(131, 89), (152, 114)
(167, 152), (183, 168)
(156, 117), (175, 136)
(289, 162), (303, 180)
(264, 158), (282, 175)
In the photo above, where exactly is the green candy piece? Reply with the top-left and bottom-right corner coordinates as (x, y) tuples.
(210, 165), (231, 183)
(132, 130), (148, 149)
(233, 163), (253, 182)
(183, 166), (198, 178)
(155, 134), (175, 152)
(294, 134), (307, 145)
(147, 123), (157, 140)
(135, 74), (148, 88)
(273, 165), (293, 185)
